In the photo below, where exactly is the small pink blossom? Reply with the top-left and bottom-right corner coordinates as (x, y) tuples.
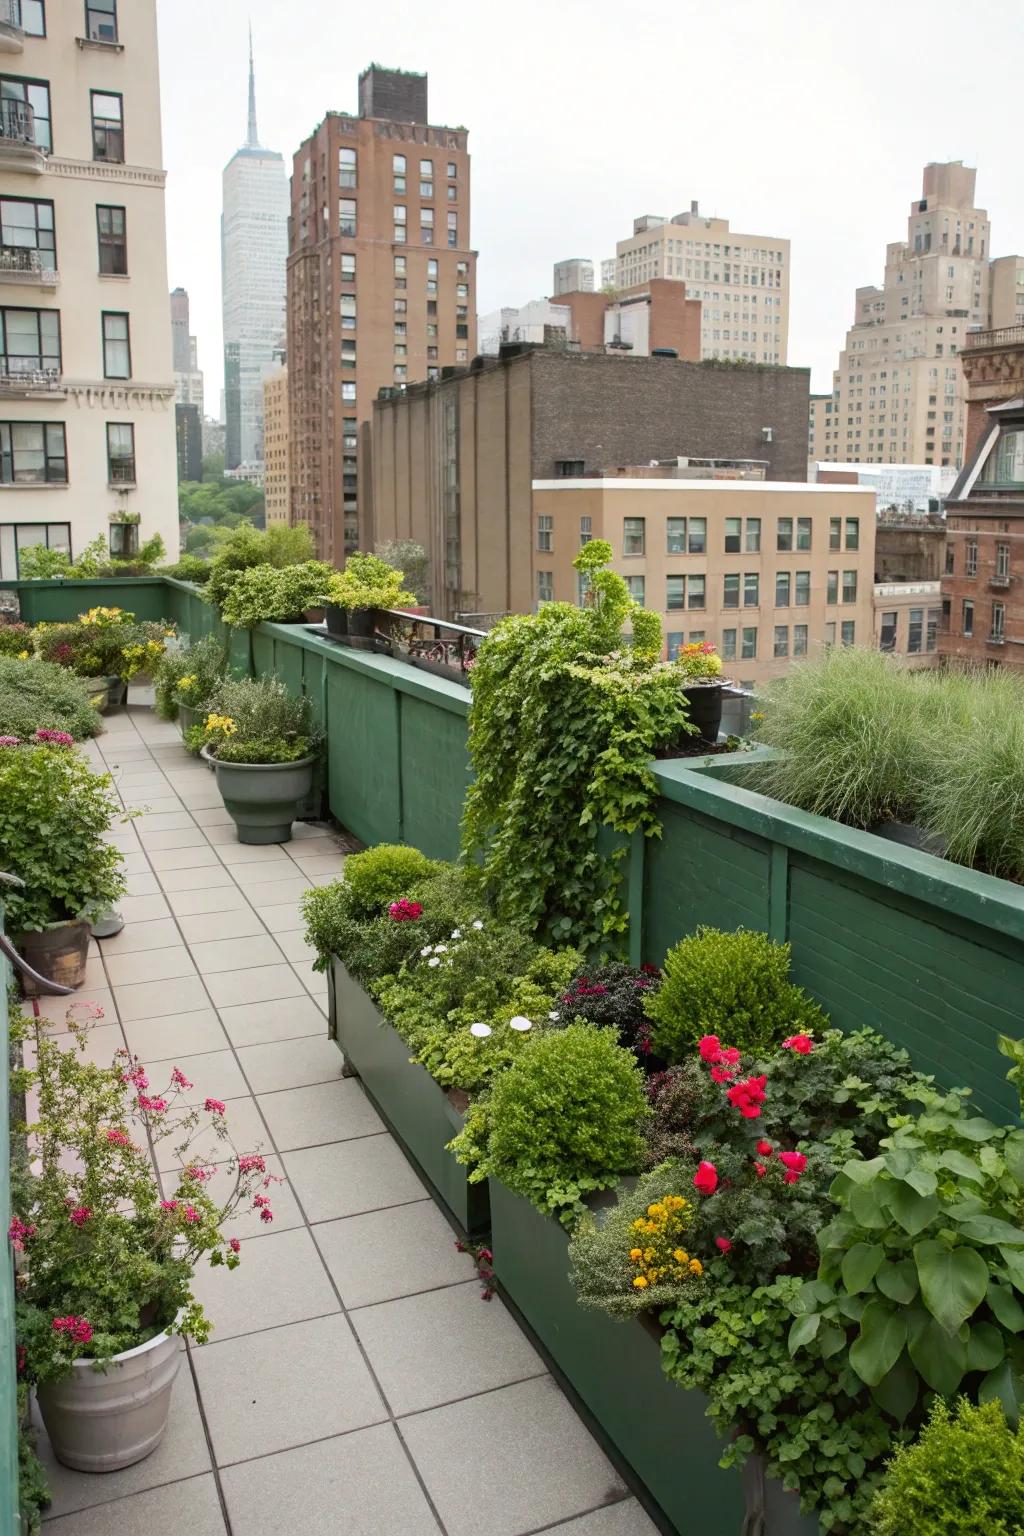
(715, 1237), (733, 1254)
(782, 1034), (814, 1055)
(778, 1151), (808, 1174)
(784, 1170), (801, 1185)
(754, 1162), (768, 1178)
(698, 1035), (722, 1064)
(259, 1207), (274, 1224)
(0, 735), (21, 746)
(252, 1194), (270, 1208)
(204, 1098), (226, 1115)
(229, 1237), (241, 1253)
(7, 1217), (35, 1250)
(52, 1316), (92, 1344)
(159, 1200), (178, 1212)
(388, 898), (424, 922)
(719, 1047), (742, 1065)
(709, 1065), (735, 1084)
(69, 1206), (92, 1228)
(171, 1067), (194, 1090)
(183, 1206), (201, 1224)
(35, 729), (74, 746)
(137, 1095), (168, 1113)
(238, 1155), (266, 1174)
(106, 1128), (131, 1146)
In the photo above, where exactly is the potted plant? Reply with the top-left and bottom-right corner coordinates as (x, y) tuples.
(217, 561), (334, 630)
(198, 676), (321, 844)
(674, 641), (728, 744)
(0, 739), (125, 991)
(321, 552), (416, 641)
(11, 1003), (279, 1471)
(153, 634), (225, 735)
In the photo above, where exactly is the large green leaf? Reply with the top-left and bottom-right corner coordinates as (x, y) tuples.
(914, 1241), (989, 1334)
(850, 1183), (890, 1230)
(908, 1314), (968, 1395)
(957, 1215), (1024, 1246)
(1001, 1246), (1024, 1293)
(903, 1167), (938, 1197)
(1004, 1135), (1024, 1187)
(980, 1359), (1024, 1429)
(841, 1243), (885, 1296)
(817, 1320), (847, 1360)
(788, 1313), (820, 1356)
(870, 1351), (918, 1422)
(937, 1150), (984, 1184)
(849, 1301), (908, 1388)
(966, 1321), (1006, 1373)
(988, 1279), (1024, 1333)
(876, 1258), (919, 1305)
(887, 1182), (940, 1237)
(842, 1157), (885, 1186)
(955, 1118), (1000, 1142)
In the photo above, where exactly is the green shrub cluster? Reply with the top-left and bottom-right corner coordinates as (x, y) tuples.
(0, 621), (31, 657)
(218, 561), (334, 628)
(152, 634), (225, 721)
(202, 676), (318, 765)
(0, 656), (101, 740)
(17, 532), (166, 581)
(204, 524), (316, 610)
(872, 1398), (1024, 1535)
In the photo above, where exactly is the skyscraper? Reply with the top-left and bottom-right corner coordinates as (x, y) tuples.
(169, 287), (204, 417)
(221, 31), (288, 468)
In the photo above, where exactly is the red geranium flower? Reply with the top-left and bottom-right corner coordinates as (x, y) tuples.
(782, 1034), (814, 1054)
(693, 1161), (718, 1196)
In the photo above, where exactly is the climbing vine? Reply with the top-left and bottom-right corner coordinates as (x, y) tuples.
(462, 542), (696, 951)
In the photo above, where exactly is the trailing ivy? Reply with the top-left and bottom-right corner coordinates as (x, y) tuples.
(462, 542), (695, 949)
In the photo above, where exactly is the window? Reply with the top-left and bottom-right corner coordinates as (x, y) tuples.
(666, 575), (685, 610)
(393, 365), (406, 382)
(745, 517), (761, 553)
(796, 517), (812, 551)
(793, 624), (808, 656)
(666, 632), (684, 661)
(741, 626), (758, 660)
(777, 516), (793, 551)
(880, 611), (897, 651)
(91, 91), (123, 163)
(962, 599), (974, 637)
(85, 0), (117, 42)
(95, 204), (126, 275)
(536, 514), (552, 553)
(842, 569), (857, 604)
(623, 516), (645, 556)
(724, 516), (741, 553)
(0, 75), (51, 151)
(624, 574), (645, 603)
(0, 196), (55, 275)
(666, 516), (685, 553)
(106, 421), (134, 484)
(723, 573), (740, 608)
(979, 429), (1024, 486)
(340, 294), (356, 329)
(447, 184), (457, 201)
(393, 205), (407, 243)
(0, 306), (60, 375)
(688, 575), (706, 609)
(841, 620), (856, 646)
(775, 571), (790, 606)
(338, 147), (356, 188)
(420, 207), (434, 243)
(829, 516), (841, 550)
(341, 253), (355, 281)
(845, 517), (860, 550)
(101, 311), (129, 378)
(825, 621), (836, 646)
(826, 569), (838, 604)
(342, 381), (356, 402)
(339, 199), (356, 236)
(447, 212), (457, 246)
(743, 572), (759, 606)
(926, 607), (940, 652)
(426, 299), (438, 317)
(537, 570), (553, 606)
(21, 3), (45, 37)
(773, 625), (788, 658)
(0, 519), (70, 581)
(994, 541), (1010, 580)
(721, 628), (737, 661)
(945, 543), (955, 574)
(965, 539), (977, 577)
(688, 516), (706, 554)
(579, 515), (592, 547)
(394, 298), (407, 316)
(393, 255), (406, 287)
(554, 459), (583, 477)
(342, 418), (357, 451)
(393, 154), (406, 173)
(456, 282), (469, 300)
(794, 571), (810, 606)
(0, 420), (66, 482)
(448, 161), (457, 179)
(908, 608), (923, 653)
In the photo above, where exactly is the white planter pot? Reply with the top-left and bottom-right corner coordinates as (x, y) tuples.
(35, 1325), (181, 1472)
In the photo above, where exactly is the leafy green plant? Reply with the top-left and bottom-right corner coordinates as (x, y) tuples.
(334, 843), (439, 919)
(0, 620), (31, 657)
(644, 927), (826, 1062)
(200, 676), (319, 766)
(218, 561), (334, 628)
(204, 523), (316, 610)
(152, 634), (225, 721)
(452, 1024), (650, 1225)
(162, 553), (211, 583)
(32, 613), (173, 683)
(558, 962), (662, 1063)
(16, 543), (73, 579)
(674, 641), (724, 680)
(871, 1398), (1024, 1535)
(0, 656), (101, 740)
(17, 1383), (49, 1532)
(374, 539), (429, 603)
(0, 744), (125, 931)
(570, 1170), (706, 1318)
(322, 551), (416, 613)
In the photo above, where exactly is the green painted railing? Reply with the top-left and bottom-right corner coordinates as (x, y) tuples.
(1, 917), (18, 1536)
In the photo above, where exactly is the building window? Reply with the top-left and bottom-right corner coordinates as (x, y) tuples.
(926, 607), (940, 652)
(908, 608), (923, 653)
(625, 574), (644, 603)
(339, 199), (356, 236)
(96, 204), (126, 275)
(745, 517), (761, 553)
(393, 254), (406, 285)
(456, 282), (469, 300)
(793, 623), (808, 656)
(394, 365), (406, 381)
(688, 575), (706, 609)
(793, 570), (810, 606)
(0, 420), (66, 482)
(393, 205), (407, 243)
(0, 197), (55, 280)
(773, 625), (788, 658)
(992, 601), (1006, 641)
(796, 517), (812, 551)
(666, 631), (684, 661)
(537, 570), (553, 606)
(965, 539), (978, 577)
(338, 147), (356, 188)
(688, 516), (706, 554)
(743, 572), (759, 606)
(420, 207), (434, 244)
(945, 543), (954, 574)
(579, 515), (592, 547)
(21, 3), (45, 37)
(341, 253), (355, 281)
(101, 310), (129, 378)
(555, 459), (583, 477)
(721, 628), (737, 661)
(447, 212), (457, 246)
(393, 154), (406, 173)
(340, 294), (356, 329)
(666, 516), (685, 553)
(845, 517), (860, 550)
(0, 75), (51, 151)
(623, 516), (645, 556)
(85, 0), (117, 42)
(777, 516), (793, 552)
(0, 519), (70, 580)
(666, 575), (685, 610)
(724, 516), (741, 553)
(826, 569), (838, 604)
(342, 381), (356, 402)
(741, 626), (758, 660)
(829, 516), (841, 551)
(723, 573), (739, 608)
(448, 161), (457, 179)
(91, 91), (124, 163)
(963, 598), (974, 637)
(997, 542), (1010, 579)
(841, 620), (856, 646)
(106, 421), (134, 484)
(536, 514), (552, 553)
(775, 571), (790, 606)
(842, 569), (857, 603)
(979, 429), (1024, 486)
(825, 621), (836, 646)
(880, 611), (897, 651)
(0, 306), (60, 376)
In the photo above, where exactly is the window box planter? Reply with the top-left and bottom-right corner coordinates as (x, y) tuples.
(200, 746), (317, 845)
(328, 958), (489, 1237)
(489, 1180), (819, 1536)
(325, 604), (377, 641)
(36, 1322), (180, 1472)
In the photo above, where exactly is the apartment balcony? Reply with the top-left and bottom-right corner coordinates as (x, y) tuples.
(0, 245), (57, 288)
(0, 360), (63, 397)
(989, 573), (1012, 590)
(0, 0), (24, 52)
(109, 458), (137, 486)
(0, 97), (45, 172)
(964, 324), (1024, 352)
(986, 631), (1006, 646)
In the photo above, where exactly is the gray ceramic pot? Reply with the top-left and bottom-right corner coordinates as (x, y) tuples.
(201, 747), (317, 844)
(36, 1325), (180, 1472)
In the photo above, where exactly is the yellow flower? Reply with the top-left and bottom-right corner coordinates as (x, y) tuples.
(689, 1259), (703, 1276)
(629, 1248), (642, 1261)
(205, 713), (237, 735)
(165, 629), (175, 637)
(632, 1276), (648, 1289)
(17, 649), (29, 659)
(647, 1203), (665, 1218)
(673, 1249), (689, 1265)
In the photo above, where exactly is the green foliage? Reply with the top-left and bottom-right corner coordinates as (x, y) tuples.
(0, 655), (100, 740)
(0, 744), (125, 930)
(16, 542), (72, 579)
(558, 962), (662, 1061)
(454, 1024), (650, 1225)
(218, 561), (334, 627)
(162, 553), (211, 583)
(202, 675), (319, 765)
(204, 524), (315, 609)
(178, 474), (263, 531)
(31, 615), (172, 683)
(0, 620), (31, 656)
(645, 927), (826, 1061)
(152, 634), (225, 721)
(570, 1169), (706, 1318)
(17, 1384), (48, 1532)
(323, 551), (416, 612)
(872, 1398), (1024, 1535)
(335, 843), (439, 920)
(17, 533), (166, 581)
(374, 539), (430, 603)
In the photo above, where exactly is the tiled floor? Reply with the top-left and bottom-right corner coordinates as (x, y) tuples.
(29, 705), (658, 1536)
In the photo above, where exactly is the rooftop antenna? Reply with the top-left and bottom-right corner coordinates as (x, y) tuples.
(246, 22), (260, 148)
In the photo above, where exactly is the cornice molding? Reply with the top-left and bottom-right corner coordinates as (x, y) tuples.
(64, 381), (176, 409)
(45, 158), (167, 189)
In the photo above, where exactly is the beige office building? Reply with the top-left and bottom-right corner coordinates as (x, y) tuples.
(262, 363), (289, 525)
(0, 0), (178, 581)
(873, 581), (942, 668)
(532, 479), (875, 688)
(989, 255), (1024, 329)
(614, 204), (790, 365)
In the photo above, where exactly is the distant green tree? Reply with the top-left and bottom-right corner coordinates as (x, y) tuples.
(201, 451), (225, 481)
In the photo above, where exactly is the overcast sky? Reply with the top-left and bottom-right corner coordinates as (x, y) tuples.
(157, 0), (1024, 411)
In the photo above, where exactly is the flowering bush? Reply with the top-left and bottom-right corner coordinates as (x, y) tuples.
(0, 620), (31, 658)
(674, 640), (724, 681)
(32, 616), (174, 683)
(557, 963), (662, 1065)
(199, 677), (320, 766)
(0, 655), (101, 741)
(152, 634), (225, 722)
(10, 1006), (279, 1381)
(570, 1173), (706, 1318)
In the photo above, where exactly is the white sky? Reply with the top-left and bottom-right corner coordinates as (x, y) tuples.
(157, 0), (1024, 409)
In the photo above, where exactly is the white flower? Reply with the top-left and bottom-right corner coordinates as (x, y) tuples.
(469, 1022), (492, 1038)
(435, 944), (448, 954)
(428, 957), (441, 968)
(548, 1011), (560, 1022)
(451, 928), (461, 940)
(509, 1016), (533, 1032)
(472, 919), (484, 930)
(420, 946), (433, 957)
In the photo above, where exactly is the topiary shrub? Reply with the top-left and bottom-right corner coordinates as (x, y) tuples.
(644, 927), (826, 1062)
(336, 843), (440, 920)
(872, 1398), (1024, 1536)
(0, 656), (101, 740)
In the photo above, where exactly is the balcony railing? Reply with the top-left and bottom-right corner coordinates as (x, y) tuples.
(964, 325), (1024, 350)
(0, 246), (56, 284)
(0, 360), (60, 391)
(0, 97), (34, 147)
(987, 632), (1006, 645)
(989, 573), (1012, 589)
(109, 459), (136, 485)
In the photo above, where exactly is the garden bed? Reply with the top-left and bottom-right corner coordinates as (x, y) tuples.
(328, 959), (489, 1237)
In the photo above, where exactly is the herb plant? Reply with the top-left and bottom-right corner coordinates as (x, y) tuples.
(0, 656), (101, 740)
(153, 634), (225, 721)
(871, 1398), (1024, 1536)
(204, 523), (316, 610)
(322, 551), (416, 613)
(200, 676), (319, 766)
(218, 561), (334, 628)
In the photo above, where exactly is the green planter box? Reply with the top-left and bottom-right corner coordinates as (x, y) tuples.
(489, 1180), (819, 1536)
(329, 959), (489, 1237)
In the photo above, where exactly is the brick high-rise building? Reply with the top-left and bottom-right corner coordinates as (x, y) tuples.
(287, 66), (476, 563)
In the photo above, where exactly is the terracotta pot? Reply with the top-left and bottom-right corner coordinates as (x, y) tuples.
(17, 919), (90, 997)
(36, 1325), (181, 1473)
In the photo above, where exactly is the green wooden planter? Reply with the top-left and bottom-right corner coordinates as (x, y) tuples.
(329, 959), (489, 1237)
(489, 1181), (818, 1536)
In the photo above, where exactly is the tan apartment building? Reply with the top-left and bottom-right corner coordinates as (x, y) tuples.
(614, 204), (790, 365)
(808, 392), (836, 465)
(371, 347), (813, 620)
(989, 255), (1024, 329)
(873, 581), (942, 667)
(480, 281), (701, 360)
(287, 66), (476, 565)
(533, 479), (874, 688)
(0, 0), (178, 582)
(262, 362), (289, 525)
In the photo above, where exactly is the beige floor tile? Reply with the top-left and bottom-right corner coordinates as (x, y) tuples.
(187, 1226), (339, 1341)
(217, 995), (328, 1048)
(288, 853), (348, 880)
(147, 844), (221, 872)
(33, 988), (119, 1027)
(293, 958), (329, 997)
(204, 963), (305, 1009)
(236, 1035), (339, 1096)
(216, 842), (294, 867)
(283, 1134), (426, 1222)
(133, 810), (195, 832)
(98, 916), (180, 953)
(125, 796), (184, 816)
(157, 864), (239, 894)
(119, 884), (167, 911)
(155, 1093), (268, 1175)
(123, 1007), (229, 1063)
(273, 929), (319, 963)
(243, 878), (313, 910)
(189, 934), (284, 975)
(117, 851), (152, 876)
(252, 900), (306, 933)
(41, 1473), (227, 1535)
(176, 907), (265, 944)
(256, 1077), (382, 1150)
(175, 789), (225, 811)
(115, 973), (209, 1022)
(104, 946), (197, 988)
(138, 827), (211, 853)
(315, 1200), (475, 1309)
(190, 805), (234, 827)
(145, 1047), (249, 1104)
(224, 858), (305, 887)
(23, 1020), (126, 1073)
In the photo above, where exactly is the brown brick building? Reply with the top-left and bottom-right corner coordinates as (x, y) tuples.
(287, 67), (477, 563)
(940, 327), (1024, 666)
(370, 347), (811, 617)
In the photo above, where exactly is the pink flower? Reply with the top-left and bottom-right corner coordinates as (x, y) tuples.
(204, 1098), (226, 1115)
(171, 1067), (193, 1090)
(388, 898), (424, 922)
(69, 1206), (92, 1228)
(35, 728), (74, 746)
(709, 1065), (735, 1084)
(137, 1095), (167, 1113)
(698, 1035), (722, 1064)
(7, 1217), (35, 1250)
(756, 1140), (773, 1157)
(259, 1207), (274, 1224)
(52, 1316), (92, 1345)
(726, 1075), (768, 1120)
(238, 1155), (266, 1174)
(127, 1067), (149, 1089)
(183, 1206), (201, 1224)
(252, 1194), (270, 1208)
(693, 1161), (718, 1196)
(159, 1200), (178, 1211)
(183, 1165), (212, 1183)
(778, 1151), (808, 1174)
(106, 1128), (131, 1146)
(229, 1237), (241, 1253)
(715, 1236), (732, 1253)
(754, 1162), (767, 1178)
(782, 1034), (814, 1055)
(0, 735), (21, 746)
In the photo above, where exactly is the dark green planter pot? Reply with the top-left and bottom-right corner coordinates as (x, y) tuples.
(201, 747), (316, 843)
(489, 1182), (819, 1536)
(329, 959), (489, 1237)
(100, 674), (126, 711)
